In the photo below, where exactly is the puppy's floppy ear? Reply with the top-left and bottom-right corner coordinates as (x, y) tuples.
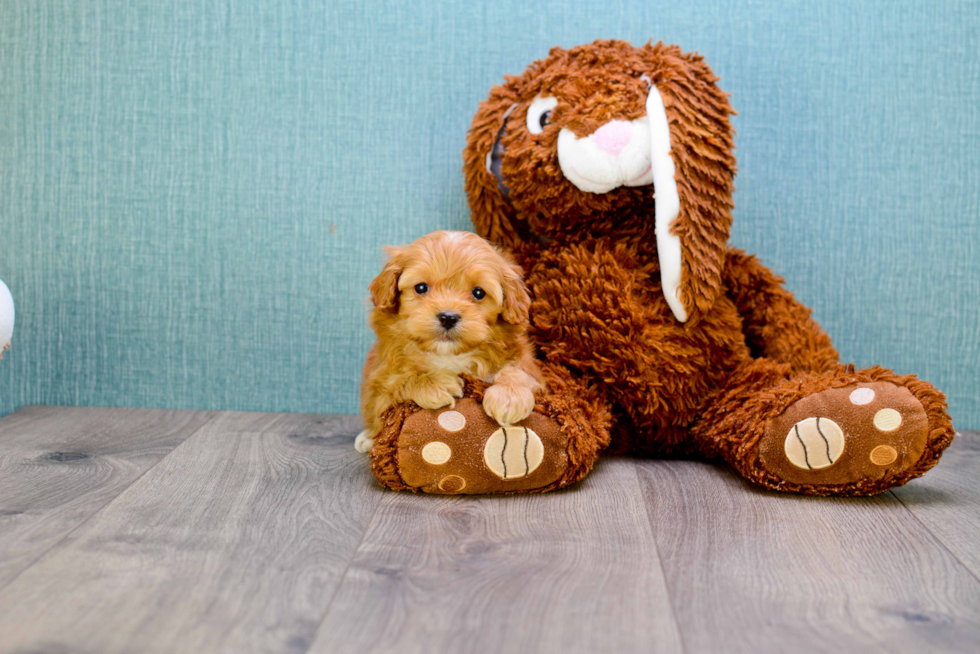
(499, 254), (531, 325)
(369, 246), (406, 313)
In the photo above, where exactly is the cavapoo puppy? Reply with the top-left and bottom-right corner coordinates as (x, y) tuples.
(355, 231), (543, 453)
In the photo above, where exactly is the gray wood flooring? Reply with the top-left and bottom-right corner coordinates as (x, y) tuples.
(0, 406), (977, 654)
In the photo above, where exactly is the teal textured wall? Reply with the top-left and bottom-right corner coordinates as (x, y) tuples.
(1, 1), (978, 426)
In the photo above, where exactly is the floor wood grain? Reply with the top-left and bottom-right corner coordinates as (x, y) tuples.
(0, 408), (976, 654)
(636, 448), (980, 653)
(309, 457), (683, 654)
(0, 406), (214, 589)
(0, 410), (378, 654)
(892, 435), (980, 581)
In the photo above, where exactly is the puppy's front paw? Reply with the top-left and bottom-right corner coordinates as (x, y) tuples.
(448, 375), (465, 399)
(354, 430), (375, 454)
(483, 382), (536, 427)
(412, 384), (459, 411)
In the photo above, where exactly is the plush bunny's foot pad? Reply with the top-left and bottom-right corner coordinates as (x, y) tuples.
(759, 381), (947, 494)
(388, 398), (569, 494)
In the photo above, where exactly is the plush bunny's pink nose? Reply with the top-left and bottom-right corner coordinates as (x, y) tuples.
(592, 121), (632, 157)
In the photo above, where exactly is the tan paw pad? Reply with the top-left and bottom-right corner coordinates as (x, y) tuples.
(421, 441), (452, 465)
(873, 408), (902, 432)
(438, 475), (466, 492)
(849, 387), (876, 405)
(870, 445), (898, 466)
(784, 417), (845, 470)
(484, 427), (544, 479)
(437, 410), (466, 431)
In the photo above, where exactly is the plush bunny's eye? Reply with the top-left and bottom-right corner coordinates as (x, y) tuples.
(526, 96), (558, 135)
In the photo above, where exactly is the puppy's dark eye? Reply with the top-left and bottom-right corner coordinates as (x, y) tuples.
(414, 283), (428, 295)
(472, 287), (486, 300)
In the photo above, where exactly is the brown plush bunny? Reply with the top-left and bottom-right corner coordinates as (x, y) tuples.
(367, 40), (954, 496)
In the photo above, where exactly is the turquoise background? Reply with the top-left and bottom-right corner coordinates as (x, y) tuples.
(1, 1), (978, 427)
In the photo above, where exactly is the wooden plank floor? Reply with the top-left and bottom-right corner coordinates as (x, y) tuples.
(0, 407), (977, 654)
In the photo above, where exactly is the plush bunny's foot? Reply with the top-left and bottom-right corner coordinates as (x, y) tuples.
(696, 364), (955, 497)
(755, 378), (953, 495)
(760, 382), (926, 484)
(367, 373), (609, 495)
(377, 398), (571, 494)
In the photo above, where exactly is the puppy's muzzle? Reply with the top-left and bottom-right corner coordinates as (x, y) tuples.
(437, 312), (461, 330)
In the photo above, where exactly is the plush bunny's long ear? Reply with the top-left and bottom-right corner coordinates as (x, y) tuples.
(646, 84), (686, 322)
(643, 45), (736, 323)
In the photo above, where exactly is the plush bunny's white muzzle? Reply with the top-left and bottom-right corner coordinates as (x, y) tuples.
(557, 117), (653, 194)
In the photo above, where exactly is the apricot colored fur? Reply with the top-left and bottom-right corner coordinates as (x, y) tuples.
(360, 231), (542, 445)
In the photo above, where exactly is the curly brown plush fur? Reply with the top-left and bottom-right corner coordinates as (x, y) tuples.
(458, 40), (954, 495)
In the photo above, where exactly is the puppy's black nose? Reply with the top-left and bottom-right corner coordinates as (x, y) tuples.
(437, 312), (461, 330)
